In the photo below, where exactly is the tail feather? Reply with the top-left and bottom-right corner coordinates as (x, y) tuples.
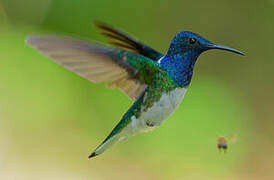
(88, 91), (144, 159)
(89, 116), (144, 159)
(88, 134), (119, 158)
(88, 152), (97, 158)
(88, 115), (130, 158)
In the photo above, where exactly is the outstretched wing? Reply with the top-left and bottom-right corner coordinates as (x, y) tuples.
(95, 21), (164, 61)
(26, 35), (164, 100)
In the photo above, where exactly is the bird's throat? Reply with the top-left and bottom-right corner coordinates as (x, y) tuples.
(160, 54), (198, 86)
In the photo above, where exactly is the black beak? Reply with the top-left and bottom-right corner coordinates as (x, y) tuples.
(206, 44), (245, 56)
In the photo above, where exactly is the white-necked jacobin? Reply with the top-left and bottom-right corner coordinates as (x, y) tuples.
(26, 21), (245, 158)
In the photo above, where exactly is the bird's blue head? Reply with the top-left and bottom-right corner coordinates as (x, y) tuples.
(161, 31), (245, 86)
(167, 31), (244, 57)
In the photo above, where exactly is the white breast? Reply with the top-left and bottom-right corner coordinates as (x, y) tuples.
(140, 87), (187, 127)
(117, 87), (187, 141)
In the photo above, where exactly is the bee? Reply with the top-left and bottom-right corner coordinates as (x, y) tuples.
(217, 136), (228, 152)
(217, 135), (237, 152)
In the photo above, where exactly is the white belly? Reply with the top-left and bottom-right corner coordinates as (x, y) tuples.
(122, 87), (187, 137)
(94, 87), (188, 154)
(140, 87), (187, 127)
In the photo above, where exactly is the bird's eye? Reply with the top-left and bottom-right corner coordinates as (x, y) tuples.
(189, 38), (197, 45)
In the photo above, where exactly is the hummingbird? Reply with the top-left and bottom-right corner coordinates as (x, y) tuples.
(26, 21), (245, 158)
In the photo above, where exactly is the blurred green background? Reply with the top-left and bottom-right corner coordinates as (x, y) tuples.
(0, 0), (273, 179)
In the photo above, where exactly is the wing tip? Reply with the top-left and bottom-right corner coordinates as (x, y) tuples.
(25, 34), (42, 47)
(94, 20), (110, 29)
(25, 35), (34, 45)
(94, 20), (102, 26)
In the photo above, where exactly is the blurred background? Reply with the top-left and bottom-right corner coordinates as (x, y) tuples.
(0, 0), (273, 179)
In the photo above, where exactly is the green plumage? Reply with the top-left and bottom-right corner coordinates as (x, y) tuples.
(87, 49), (179, 158)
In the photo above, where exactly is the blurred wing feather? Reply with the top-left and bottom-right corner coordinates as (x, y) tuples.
(26, 35), (147, 100)
(95, 21), (164, 61)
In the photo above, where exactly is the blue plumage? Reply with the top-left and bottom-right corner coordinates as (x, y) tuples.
(160, 31), (244, 86)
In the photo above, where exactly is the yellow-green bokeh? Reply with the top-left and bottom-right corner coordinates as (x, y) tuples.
(0, 0), (273, 179)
